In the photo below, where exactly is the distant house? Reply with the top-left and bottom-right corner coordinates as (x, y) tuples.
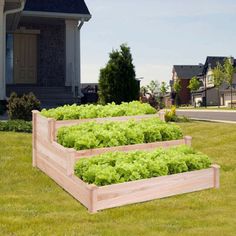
(0, 0), (91, 107)
(171, 65), (203, 105)
(193, 56), (236, 107)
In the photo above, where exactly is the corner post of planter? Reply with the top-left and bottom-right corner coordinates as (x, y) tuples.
(66, 149), (76, 176)
(48, 118), (56, 142)
(88, 185), (98, 213)
(211, 164), (220, 189)
(184, 136), (192, 147)
(159, 110), (165, 122)
(32, 110), (40, 167)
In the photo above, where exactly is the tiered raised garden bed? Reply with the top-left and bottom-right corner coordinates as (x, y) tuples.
(32, 110), (220, 213)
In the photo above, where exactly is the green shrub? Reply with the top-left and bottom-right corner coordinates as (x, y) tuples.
(0, 120), (32, 133)
(74, 146), (212, 186)
(7, 92), (41, 121)
(41, 101), (156, 120)
(165, 106), (190, 123)
(57, 118), (183, 151)
(165, 105), (178, 122)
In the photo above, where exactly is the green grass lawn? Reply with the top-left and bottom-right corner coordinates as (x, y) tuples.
(0, 122), (236, 236)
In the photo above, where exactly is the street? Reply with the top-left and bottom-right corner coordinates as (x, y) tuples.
(176, 110), (236, 123)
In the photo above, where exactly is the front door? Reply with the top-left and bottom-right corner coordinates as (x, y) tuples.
(13, 33), (37, 84)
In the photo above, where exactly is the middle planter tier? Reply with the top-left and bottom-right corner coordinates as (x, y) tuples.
(57, 118), (183, 151)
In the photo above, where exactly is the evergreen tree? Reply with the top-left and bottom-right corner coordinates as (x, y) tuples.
(98, 44), (139, 104)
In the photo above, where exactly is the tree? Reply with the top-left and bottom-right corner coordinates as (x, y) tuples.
(147, 80), (160, 97)
(160, 81), (169, 108)
(140, 80), (160, 108)
(173, 79), (181, 106)
(98, 44), (139, 104)
(212, 62), (224, 108)
(160, 81), (169, 96)
(223, 57), (235, 108)
(140, 86), (148, 97)
(188, 76), (201, 107)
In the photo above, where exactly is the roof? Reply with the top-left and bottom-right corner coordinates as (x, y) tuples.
(203, 56), (236, 74)
(173, 65), (203, 80)
(203, 56), (226, 73)
(24, 0), (91, 16)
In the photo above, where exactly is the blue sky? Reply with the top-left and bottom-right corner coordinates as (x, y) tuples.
(81, 0), (236, 85)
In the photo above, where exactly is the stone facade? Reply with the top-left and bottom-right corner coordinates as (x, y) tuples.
(18, 21), (66, 87)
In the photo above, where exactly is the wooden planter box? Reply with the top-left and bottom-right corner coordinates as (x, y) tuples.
(32, 111), (220, 213)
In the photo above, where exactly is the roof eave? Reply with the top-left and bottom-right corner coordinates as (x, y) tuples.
(22, 10), (92, 21)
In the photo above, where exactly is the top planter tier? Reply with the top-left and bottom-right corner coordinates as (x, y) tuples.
(40, 102), (159, 120)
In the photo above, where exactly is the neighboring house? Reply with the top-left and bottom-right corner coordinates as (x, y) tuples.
(171, 65), (203, 105)
(0, 0), (91, 107)
(193, 56), (236, 107)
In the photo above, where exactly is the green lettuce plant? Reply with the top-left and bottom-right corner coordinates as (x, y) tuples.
(74, 146), (212, 186)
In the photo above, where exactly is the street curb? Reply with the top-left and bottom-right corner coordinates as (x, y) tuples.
(190, 118), (236, 124)
(177, 109), (236, 113)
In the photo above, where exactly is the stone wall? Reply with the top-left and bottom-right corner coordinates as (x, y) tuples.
(18, 21), (65, 87)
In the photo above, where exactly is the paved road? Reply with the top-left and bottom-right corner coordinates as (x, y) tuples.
(176, 110), (236, 123)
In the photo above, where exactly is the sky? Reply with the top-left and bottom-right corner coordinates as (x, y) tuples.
(81, 0), (236, 86)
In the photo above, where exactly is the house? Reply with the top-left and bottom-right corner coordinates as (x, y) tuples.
(0, 0), (91, 107)
(192, 56), (236, 107)
(171, 65), (203, 105)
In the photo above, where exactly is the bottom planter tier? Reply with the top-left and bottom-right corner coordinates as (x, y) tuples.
(36, 152), (220, 213)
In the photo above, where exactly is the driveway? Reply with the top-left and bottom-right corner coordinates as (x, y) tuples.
(176, 109), (236, 123)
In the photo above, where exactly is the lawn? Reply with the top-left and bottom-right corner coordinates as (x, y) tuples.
(0, 122), (236, 236)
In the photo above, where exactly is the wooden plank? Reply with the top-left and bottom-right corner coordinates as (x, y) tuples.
(95, 168), (215, 211)
(212, 164), (220, 188)
(37, 150), (67, 175)
(48, 118), (56, 142)
(37, 136), (67, 170)
(35, 113), (51, 140)
(74, 139), (186, 159)
(55, 114), (160, 129)
(32, 110), (39, 167)
(36, 153), (91, 209)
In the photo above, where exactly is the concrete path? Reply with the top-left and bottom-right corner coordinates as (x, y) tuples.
(176, 109), (236, 123)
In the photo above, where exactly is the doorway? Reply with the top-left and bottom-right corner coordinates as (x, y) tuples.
(13, 33), (37, 84)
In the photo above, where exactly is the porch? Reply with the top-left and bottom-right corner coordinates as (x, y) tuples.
(6, 85), (77, 108)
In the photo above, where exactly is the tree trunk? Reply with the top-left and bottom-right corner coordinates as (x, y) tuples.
(231, 85), (233, 109)
(218, 87), (220, 108)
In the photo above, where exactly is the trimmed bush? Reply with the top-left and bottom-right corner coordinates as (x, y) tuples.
(57, 118), (183, 151)
(74, 146), (212, 186)
(0, 120), (32, 133)
(41, 101), (156, 120)
(7, 92), (41, 121)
